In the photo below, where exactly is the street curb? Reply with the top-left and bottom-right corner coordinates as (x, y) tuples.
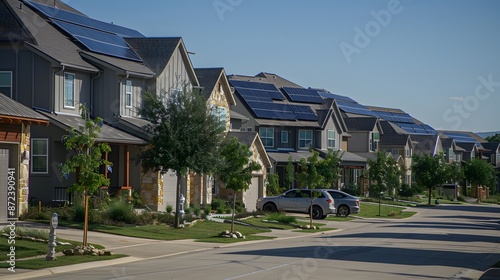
(2, 257), (143, 280)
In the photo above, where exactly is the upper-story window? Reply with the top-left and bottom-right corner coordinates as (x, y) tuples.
(327, 130), (336, 149)
(64, 73), (75, 108)
(405, 148), (412, 157)
(211, 105), (227, 127)
(370, 132), (379, 152)
(456, 153), (462, 162)
(299, 130), (313, 149)
(31, 139), (48, 174)
(259, 127), (274, 148)
(391, 148), (399, 156)
(0, 71), (12, 98)
(281, 131), (288, 144)
(125, 80), (132, 108)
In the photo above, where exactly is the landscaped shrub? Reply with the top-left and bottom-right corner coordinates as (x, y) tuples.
(135, 211), (158, 225)
(224, 208), (232, 214)
(203, 205), (212, 215)
(131, 190), (143, 207)
(343, 185), (361, 196)
(106, 200), (136, 224)
(211, 199), (226, 212)
(193, 205), (201, 217)
(72, 204), (86, 222)
(166, 204), (173, 213)
(184, 207), (192, 216)
(2, 226), (49, 240)
(156, 212), (175, 225)
(266, 212), (297, 224)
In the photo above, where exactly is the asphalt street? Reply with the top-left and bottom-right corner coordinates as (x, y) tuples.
(2, 203), (500, 280)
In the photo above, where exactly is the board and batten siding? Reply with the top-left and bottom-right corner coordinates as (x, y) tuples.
(54, 70), (91, 115)
(156, 48), (194, 94)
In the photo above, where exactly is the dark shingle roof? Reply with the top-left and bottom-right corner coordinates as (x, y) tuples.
(37, 111), (146, 145)
(379, 120), (407, 134)
(456, 142), (476, 152)
(0, 0), (35, 43)
(380, 134), (410, 147)
(344, 117), (377, 131)
(4, 0), (98, 71)
(412, 134), (439, 155)
(125, 37), (181, 75)
(0, 94), (49, 124)
(195, 67), (224, 97)
(481, 142), (500, 151)
(79, 51), (154, 77)
(227, 131), (257, 147)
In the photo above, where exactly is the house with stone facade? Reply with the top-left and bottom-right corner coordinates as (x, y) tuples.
(0, 94), (49, 220)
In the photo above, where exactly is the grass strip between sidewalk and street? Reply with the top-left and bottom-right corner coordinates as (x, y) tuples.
(344, 202), (417, 219)
(0, 254), (127, 270)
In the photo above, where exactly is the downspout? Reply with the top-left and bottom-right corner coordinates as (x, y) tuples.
(53, 65), (65, 113)
(90, 71), (101, 116)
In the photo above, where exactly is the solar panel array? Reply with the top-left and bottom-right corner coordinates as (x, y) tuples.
(229, 80), (317, 121)
(25, 0), (144, 37)
(336, 100), (379, 117)
(441, 132), (478, 143)
(395, 122), (437, 135)
(374, 111), (415, 124)
(282, 87), (324, 104)
(315, 90), (356, 103)
(53, 20), (143, 62)
(25, 0), (143, 62)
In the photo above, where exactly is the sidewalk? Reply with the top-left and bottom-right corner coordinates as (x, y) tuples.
(1, 219), (336, 280)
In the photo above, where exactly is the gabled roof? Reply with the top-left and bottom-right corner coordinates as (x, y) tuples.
(440, 138), (466, 152)
(227, 131), (271, 167)
(344, 117), (378, 131)
(3, 0), (98, 72)
(0, 94), (49, 125)
(379, 134), (411, 147)
(79, 51), (154, 78)
(229, 110), (248, 121)
(481, 142), (500, 153)
(195, 67), (236, 105)
(456, 142), (477, 153)
(253, 72), (303, 88)
(0, 0), (35, 43)
(126, 37), (199, 86)
(412, 134), (440, 155)
(37, 111), (146, 145)
(379, 120), (408, 134)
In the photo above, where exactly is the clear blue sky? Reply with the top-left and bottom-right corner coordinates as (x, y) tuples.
(67, 0), (500, 133)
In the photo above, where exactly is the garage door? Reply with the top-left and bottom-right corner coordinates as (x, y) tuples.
(243, 176), (260, 212)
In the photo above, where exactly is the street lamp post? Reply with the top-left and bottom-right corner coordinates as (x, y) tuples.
(46, 213), (58, 261)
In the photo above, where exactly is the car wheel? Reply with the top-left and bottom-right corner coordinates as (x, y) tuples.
(338, 205), (350, 217)
(263, 203), (277, 212)
(311, 205), (323, 220)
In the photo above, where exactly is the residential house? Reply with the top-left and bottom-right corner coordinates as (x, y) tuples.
(217, 131), (271, 211)
(0, 94), (49, 220)
(1, 0), (149, 206)
(227, 73), (365, 190)
(481, 142), (500, 192)
(440, 138), (465, 163)
(379, 133), (414, 186)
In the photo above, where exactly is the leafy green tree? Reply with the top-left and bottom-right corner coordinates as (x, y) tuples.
(485, 133), (500, 143)
(284, 156), (295, 189)
(139, 89), (225, 228)
(296, 149), (341, 227)
(411, 153), (448, 205)
(60, 105), (111, 245)
(217, 137), (261, 233)
(266, 173), (282, 196)
(367, 151), (401, 196)
(464, 158), (498, 199)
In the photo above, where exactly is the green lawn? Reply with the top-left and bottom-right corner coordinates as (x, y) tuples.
(0, 254), (126, 270)
(241, 217), (326, 230)
(28, 219), (272, 242)
(325, 216), (356, 222)
(0, 238), (103, 261)
(355, 202), (417, 219)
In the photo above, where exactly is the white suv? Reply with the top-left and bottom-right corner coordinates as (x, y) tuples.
(256, 189), (336, 219)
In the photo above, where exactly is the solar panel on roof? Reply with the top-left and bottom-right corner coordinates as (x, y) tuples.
(230, 80), (285, 101)
(315, 90), (356, 103)
(52, 20), (142, 62)
(25, 0), (144, 38)
(282, 87), (324, 104)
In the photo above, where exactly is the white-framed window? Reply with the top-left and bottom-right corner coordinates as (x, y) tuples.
(64, 73), (75, 108)
(281, 131), (288, 144)
(456, 153), (462, 162)
(370, 132), (379, 152)
(125, 80), (132, 108)
(31, 139), (48, 174)
(259, 127), (274, 148)
(298, 130), (313, 149)
(405, 148), (412, 157)
(211, 105), (227, 126)
(327, 130), (336, 148)
(0, 71), (12, 97)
